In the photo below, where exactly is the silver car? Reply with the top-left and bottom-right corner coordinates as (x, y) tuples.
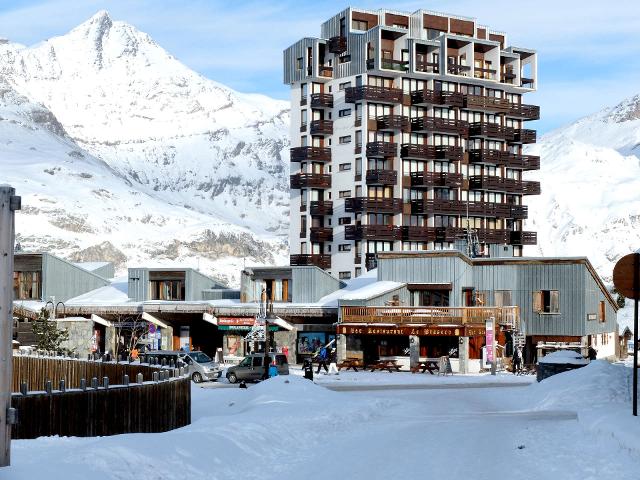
(145, 350), (222, 383)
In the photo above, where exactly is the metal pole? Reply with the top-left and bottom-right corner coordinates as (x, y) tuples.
(491, 317), (497, 376)
(634, 253), (638, 417)
(1, 185), (20, 467)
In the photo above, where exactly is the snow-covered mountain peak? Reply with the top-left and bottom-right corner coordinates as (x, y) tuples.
(604, 94), (640, 124)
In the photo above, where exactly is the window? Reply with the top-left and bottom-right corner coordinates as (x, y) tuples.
(339, 217), (351, 225)
(339, 135), (351, 144)
(352, 19), (368, 31)
(494, 290), (512, 307)
(339, 55), (351, 63)
(339, 81), (352, 90)
(338, 109), (352, 117)
(300, 215), (307, 234)
(296, 57), (303, 70)
(149, 279), (185, 301)
(599, 301), (606, 323)
(533, 290), (560, 313)
(339, 162), (351, 171)
(13, 271), (41, 300)
(339, 190), (352, 198)
(355, 267), (362, 278)
(338, 244), (352, 252)
(339, 271), (352, 280)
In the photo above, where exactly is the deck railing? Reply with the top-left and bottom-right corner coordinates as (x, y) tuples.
(341, 306), (520, 330)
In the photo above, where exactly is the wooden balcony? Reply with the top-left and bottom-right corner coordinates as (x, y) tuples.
(447, 63), (471, 76)
(401, 226), (449, 242)
(475, 228), (511, 244)
(410, 199), (529, 219)
(380, 59), (409, 72)
(340, 306), (520, 329)
(345, 197), (403, 214)
(310, 227), (333, 243)
(290, 146), (331, 162)
(411, 89), (464, 107)
(328, 36), (347, 54)
(290, 254), (331, 270)
(411, 117), (469, 136)
(345, 85), (403, 104)
(510, 230), (537, 245)
(474, 67), (497, 80)
(511, 129), (537, 144)
(468, 122), (515, 141)
(290, 173), (331, 189)
(309, 200), (333, 216)
(318, 65), (333, 78)
(401, 144), (463, 161)
(309, 119), (333, 135)
(508, 103), (540, 121)
(310, 93), (333, 109)
(345, 224), (402, 241)
(469, 176), (540, 195)
(521, 77), (535, 88)
(377, 115), (410, 132)
(509, 205), (529, 219)
(410, 172), (463, 189)
(366, 169), (398, 185)
(502, 154), (540, 171)
(415, 60), (439, 74)
(468, 148), (504, 165)
(501, 69), (517, 83)
(464, 94), (511, 113)
(366, 141), (397, 157)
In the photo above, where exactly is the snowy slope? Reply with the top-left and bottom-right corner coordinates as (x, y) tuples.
(0, 11), (290, 285)
(525, 94), (640, 282)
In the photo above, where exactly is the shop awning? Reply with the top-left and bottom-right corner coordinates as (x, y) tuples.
(141, 312), (169, 329)
(91, 314), (113, 327)
(271, 316), (294, 331)
(202, 312), (218, 325)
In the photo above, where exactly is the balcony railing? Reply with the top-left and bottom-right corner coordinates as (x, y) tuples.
(290, 146), (331, 162)
(501, 69), (517, 83)
(310, 93), (333, 108)
(468, 148), (504, 165)
(410, 172), (463, 189)
(510, 231), (537, 245)
(345, 85), (403, 104)
(464, 94), (512, 113)
(411, 89), (464, 107)
(402, 226), (449, 242)
(290, 173), (331, 189)
(377, 115), (410, 131)
(310, 227), (333, 243)
(502, 154), (540, 171)
(521, 77), (535, 88)
(410, 199), (529, 219)
(340, 306), (520, 329)
(511, 129), (537, 144)
(366, 169), (398, 185)
(411, 117), (469, 136)
(401, 144), (463, 161)
(467, 178), (540, 196)
(328, 36), (347, 54)
(447, 63), (471, 76)
(345, 197), (403, 213)
(415, 60), (439, 74)
(290, 254), (331, 270)
(309, 200), (333, 216)
(309, 119), (333, 135)
(508, 103), (540, 121)
(345, 224), (402, 241)
(468, 122), (515, 141)
(380, 58), (409, 72)
(318, 65), (333, 78)
(366, 141), (397, 157)
(474, 67), (497, 80)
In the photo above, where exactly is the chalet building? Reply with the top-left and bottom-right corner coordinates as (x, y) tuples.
(284, 7), (540, 280)
(337, 251), (618, 370)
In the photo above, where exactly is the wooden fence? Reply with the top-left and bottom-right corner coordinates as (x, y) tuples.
(10, 355), (191, 439)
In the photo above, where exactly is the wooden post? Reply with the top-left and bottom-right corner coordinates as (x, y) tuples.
(1, 186), (20, 467)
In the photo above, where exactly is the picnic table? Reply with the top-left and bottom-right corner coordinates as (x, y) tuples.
(337, 358), (362, 372)
(369, 359), (401, 373)
(410, 359), (440, 374)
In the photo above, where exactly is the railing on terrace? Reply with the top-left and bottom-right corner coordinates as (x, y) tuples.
(340, 306), (520, 330)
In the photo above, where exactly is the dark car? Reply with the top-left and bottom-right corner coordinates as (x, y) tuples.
(226, 353), (289, 383)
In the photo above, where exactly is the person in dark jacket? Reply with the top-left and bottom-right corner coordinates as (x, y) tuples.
(315, 346), (329, 374)
(587, 346), (597, 361)
(512, 346), (522, 375)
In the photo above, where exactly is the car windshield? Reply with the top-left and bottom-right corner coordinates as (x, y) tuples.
(239, 357), (252, 367)
(188, 352), (212, 364)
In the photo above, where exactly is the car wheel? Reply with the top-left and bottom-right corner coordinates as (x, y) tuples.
(192, 372), (203, 384)
(227, 372), (237, 384)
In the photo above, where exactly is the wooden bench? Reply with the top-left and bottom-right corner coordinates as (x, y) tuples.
(337, 358), (362, 372)
(410, 359), (439, 374)
(369, 359), (401, 373)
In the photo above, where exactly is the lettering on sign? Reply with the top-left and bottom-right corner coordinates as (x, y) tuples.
(338, 325), (486, 337)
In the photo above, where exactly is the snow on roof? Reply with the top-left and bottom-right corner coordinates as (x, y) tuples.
(65, 277), (130, 306)
(538, 350), (588, 365)
(73, 261), (111, 272)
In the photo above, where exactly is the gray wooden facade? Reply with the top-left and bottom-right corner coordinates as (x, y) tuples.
(14, 253), (111, 303)
(364, 252), (618, 337)
(127, 268), (225, 302)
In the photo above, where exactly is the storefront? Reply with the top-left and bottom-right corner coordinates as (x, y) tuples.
(296, 330), (336, 364)
(217, 317), (278, 362)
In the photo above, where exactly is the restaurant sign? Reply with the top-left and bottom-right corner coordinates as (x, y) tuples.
(337, 325), (485, 337)
(218, 317), (255, 326)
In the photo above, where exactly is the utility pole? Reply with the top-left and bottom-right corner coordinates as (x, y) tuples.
(1, 185), (21, 467)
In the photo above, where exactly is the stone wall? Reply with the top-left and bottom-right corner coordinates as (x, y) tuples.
(57, 319), (94, 356)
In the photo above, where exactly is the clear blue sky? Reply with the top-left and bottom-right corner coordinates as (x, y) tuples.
(1, 0), (639, 133)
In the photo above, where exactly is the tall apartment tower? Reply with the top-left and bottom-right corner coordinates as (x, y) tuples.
(284, 8), (540, 280)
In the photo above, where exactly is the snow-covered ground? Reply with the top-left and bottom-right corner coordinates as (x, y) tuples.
(2, 361), (639, 480)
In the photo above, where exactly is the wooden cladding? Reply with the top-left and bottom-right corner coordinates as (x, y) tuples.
(477, 28), (487, 39)
(489, 33), (505, 48)
(450, 18), (474, 36)
(290, 254), (331, 269)
(352, 11), (378, 28)
(423, 13), (448, 31)
(385, 13), (409, 28)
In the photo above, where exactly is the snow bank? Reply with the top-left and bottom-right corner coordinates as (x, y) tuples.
(538, 350), (588, 365)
